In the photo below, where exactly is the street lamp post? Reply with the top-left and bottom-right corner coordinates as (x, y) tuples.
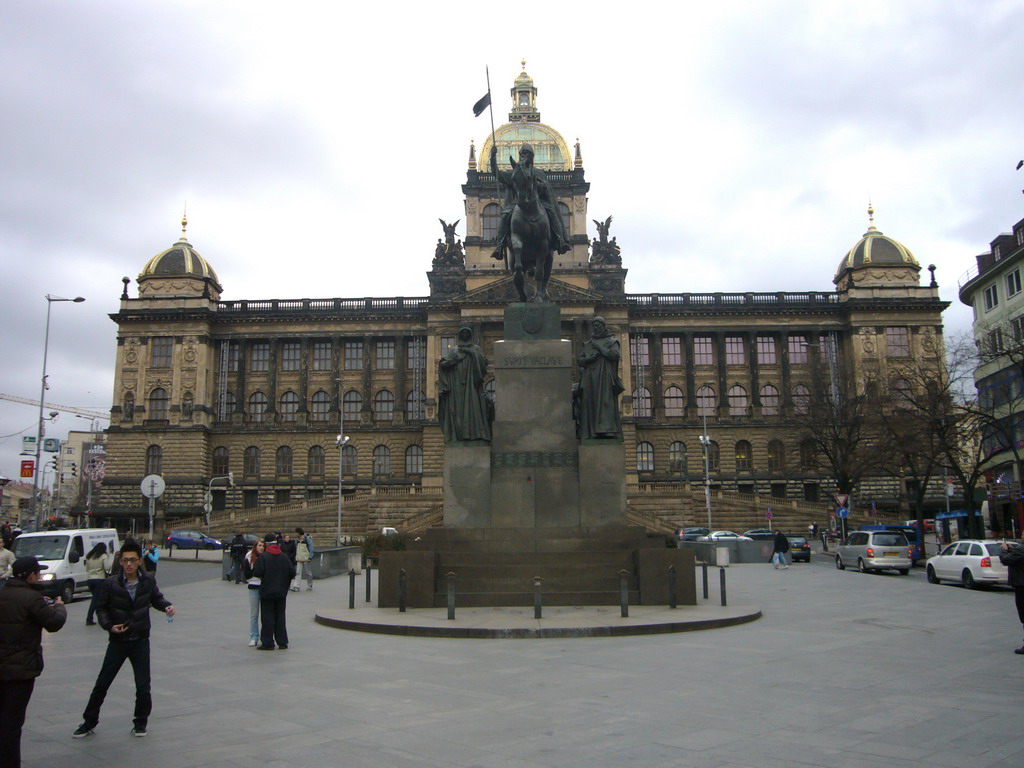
(31, 295), (85, 524)
(699, 411), (713, 530)
(335, 431), (350, 546)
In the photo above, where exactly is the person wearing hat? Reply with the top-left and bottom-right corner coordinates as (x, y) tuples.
(0, 556), (67, 768)
(252, 533), (295, 650)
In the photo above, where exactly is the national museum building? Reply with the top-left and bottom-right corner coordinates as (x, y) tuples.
(93, 66), (949, 527)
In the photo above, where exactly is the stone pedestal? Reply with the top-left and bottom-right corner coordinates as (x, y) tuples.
(578, 441), (627, 526)
(442, 444), (491, 527)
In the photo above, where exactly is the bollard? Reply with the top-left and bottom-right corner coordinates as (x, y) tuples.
(668, 565), (677, 609)
(719, 566), (727, 607)
(446, 572), (456, 620)
(618, 569), (630, 618)
(398, 568), (407, 613)
(702, 560), (709, 600)
(533, 577), (543, 619)
(348, 569), (356, 610)
(365, 564), (372, 603)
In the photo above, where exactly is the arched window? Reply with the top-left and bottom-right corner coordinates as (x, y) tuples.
(633, 387), (652, 418)
(697, 385), (716, 417)
(664, 386), (685, 418)
(728, 385), (748, 416)
(308, 445), (325, 476)
(244, 446), (261, 477)
(406, 388), (425, 420)
(799, 439), (817, 470)
(669, 441), (687, 478)
(275, 446), (293, 477)
(218, 391), (236, 422)
(374, 389), (395, 422)
(145, 445), (162, 475)
(372, 445), (391, 477)
(405, 445), (423, 475)
(342, 390), (362, 421)
(341, 444), (357, 476)
(248, 392), (269, 423)
(482, 203), (501, 241)
(636, 441), (655, 472)
(792, 384), (811, 415)
(767, 440), (786, 472)
(735, 440), (753, 472)
(558, 201), (571, 235)
(148, 388), (168, 420)
(212, 447), (229, 476)
(705, 440), (720, 472)
(760, 384), (780, 416)
(892, 378), (913, 409)
(310, 390), (330, 422)
(279, 391), (299, 423)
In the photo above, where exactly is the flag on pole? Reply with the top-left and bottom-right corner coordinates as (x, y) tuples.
(472, 91), (491, 117)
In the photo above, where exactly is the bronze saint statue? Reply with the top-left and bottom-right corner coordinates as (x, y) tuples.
(576, 317), (624, 440)
(438, 327), (492, 442)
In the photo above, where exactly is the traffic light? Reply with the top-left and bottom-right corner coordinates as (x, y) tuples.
(68, 462), (77, 478)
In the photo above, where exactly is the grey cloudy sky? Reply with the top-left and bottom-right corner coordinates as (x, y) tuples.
(2, 0), (1023, 484)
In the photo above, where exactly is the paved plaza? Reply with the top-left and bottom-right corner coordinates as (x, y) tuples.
(18, 549), (1024, 768)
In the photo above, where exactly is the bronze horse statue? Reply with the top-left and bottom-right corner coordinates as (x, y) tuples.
(508, 157), (553, 303)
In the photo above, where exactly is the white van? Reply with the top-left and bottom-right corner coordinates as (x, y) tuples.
(11, 528), (120, 602)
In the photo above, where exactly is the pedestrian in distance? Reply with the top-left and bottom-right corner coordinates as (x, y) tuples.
(999, 540), (1024, 655)
(293, 527), (315, 591)
(0, 536), (15, 588)
(242, 538), (266, 647)
(771, 530), (790, 569)
(84, 542), (114, 625)
(142, 540), (159, 573)
(0, 556), (66, 768)
(73, 538), (175, 739)
(281, 533), (299, 592)
(227, 533), (247, 584)
(253, 533), (294, 650)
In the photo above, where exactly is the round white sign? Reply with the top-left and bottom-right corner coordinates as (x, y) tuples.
(140, 474), (166, 499)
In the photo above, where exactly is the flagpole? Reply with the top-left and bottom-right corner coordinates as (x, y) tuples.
(485, 66), (508, 271)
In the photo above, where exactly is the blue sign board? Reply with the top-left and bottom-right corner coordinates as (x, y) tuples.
(836, 506), (849, 518)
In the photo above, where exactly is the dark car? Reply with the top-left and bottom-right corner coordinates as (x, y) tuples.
(674, 527), (710, 542)
(165, 530), (223, 552)
(743, 528), (777, 541)
(787, 535), (811, 563)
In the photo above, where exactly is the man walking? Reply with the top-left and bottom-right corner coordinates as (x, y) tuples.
(771, 530), (790, 569)
(0, 556), (66, 768)
(253, 533), (294, 650)
(999, 540), (1024, 654)
(74, 538), (175, 738)
(227, 532), (247, 584)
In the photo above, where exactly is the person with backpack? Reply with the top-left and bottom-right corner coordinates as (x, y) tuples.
(292, 527), (315, 592)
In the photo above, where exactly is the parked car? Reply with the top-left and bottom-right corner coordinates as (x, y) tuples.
(674, 527), (710, 542)
(903, 518), (936, 533)
(835, 530), (912, 574)
(925, 539), (1010, 589)
(742, 529), (776, 540)
(787, 535), (811, 563)
(698, 531), (753, 542)
(859, 524), (924, 564)
(165, 530), (223, 552)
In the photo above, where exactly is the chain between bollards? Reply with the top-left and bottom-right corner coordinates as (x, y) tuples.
(719, 565), (727, 606)
(668, 564), (677, 609)
(365, 563), (372, 603)
(398, 568), (407, 613)
(532, 576), (543, 619)
(618, 569), (630, 618)
(702, 560), (709, 600)
(348, 569), (356, 609)
(446, 571), (456, 620)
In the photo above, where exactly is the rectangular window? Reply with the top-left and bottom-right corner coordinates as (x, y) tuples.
(250, 343), (270, 372)
(343, 341), (363, 370)
(151, 337), (173, 367)
(275, 489), (291, 505)
(984, 284), (999, 312)
(1011, 316), (1024, 345)
(693, 336), (714, 366)
(885, 327), (910, 357)
(1008, 269), (1022, 298)
(312, 342), (332, 371)
(376, 340), (395, 369)
(661, 336), (682, 366)
(440, 336), (455, 358)
(630, 336), (650, 366)
(987, 328), (1004, 355)
(281, 342), (301, 371)
(243, 489), (259, 509)
(227, 342), (239, 372)
(725, 336), (745, 365)
(756, 336), (777, 365)
(407, 338), (426, 369)
(788, 335), (808, 364)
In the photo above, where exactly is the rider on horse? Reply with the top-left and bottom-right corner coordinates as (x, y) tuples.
(489, 143), (571, 262)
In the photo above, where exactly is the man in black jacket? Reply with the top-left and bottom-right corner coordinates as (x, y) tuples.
(73, 538), (174, 739)
(0, 556), (66, 768)
(227, 533), (247, 583)
(999, 541), (1024, 654)
(253, 533), (294, 650)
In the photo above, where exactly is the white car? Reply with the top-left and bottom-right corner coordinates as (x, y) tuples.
(926, 539), (1010, 589)
(698, 531), (753, 542)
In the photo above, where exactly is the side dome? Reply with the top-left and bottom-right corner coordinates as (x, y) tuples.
(834, 206), (920, 287)
(137, 218), (223, 299)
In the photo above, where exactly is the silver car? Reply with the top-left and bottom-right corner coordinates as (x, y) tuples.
(835, 530), (912, 574)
